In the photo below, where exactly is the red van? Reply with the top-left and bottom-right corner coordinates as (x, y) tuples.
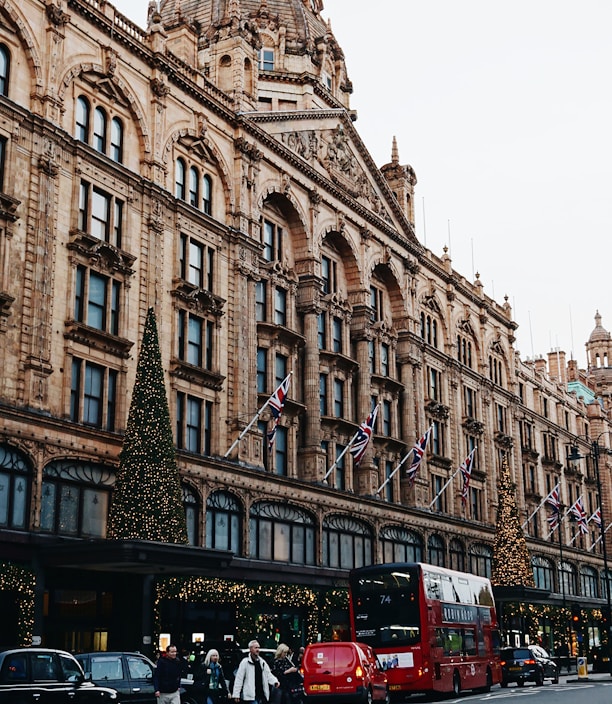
(301, 642), (388, 704)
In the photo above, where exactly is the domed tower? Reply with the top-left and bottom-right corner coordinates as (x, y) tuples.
(156, 0), (352, 113)
(586, 311), (612, 412)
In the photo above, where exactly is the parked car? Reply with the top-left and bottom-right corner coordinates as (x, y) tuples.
(76, 651), (197, 704)
(590, 644), (610, 673)
(527, 645), (559, 683)
(301, 641), (388, 704)
(0, 647), (118, 704)
(500, 647), (546, 687)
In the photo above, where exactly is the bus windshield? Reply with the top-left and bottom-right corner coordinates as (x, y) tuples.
(351, 567), (421, 647)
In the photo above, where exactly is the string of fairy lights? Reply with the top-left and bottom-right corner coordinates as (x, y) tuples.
(0, 561), (35, 645)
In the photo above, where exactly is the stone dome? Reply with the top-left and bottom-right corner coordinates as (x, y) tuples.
(589, 311), (611, 343)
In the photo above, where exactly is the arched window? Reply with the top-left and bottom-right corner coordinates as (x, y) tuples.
(323, 514), (372, 569)
(469, 543), (492, 578)
(205, 490), (241, 553)
(580, 565), (598, 598)
(601, 569), (612, 602)
(380, 526), (423, 563)
(110, 117), (123, 163)
(249, 501), (315, 565)
(0, 44), (10, 96)
(40, 460), (114, 538)
(183, 484), (199, 546)
(75, 96), (90, 143)
(0, 444), (31, 530)
(449, 538), (465, 572)
(93, 107), (107, 153)
(188, 166), (199, 207)
(420, 312), (439, 348)
(175, 158), (186, 200)
(532, 555), (554, 591)
(202, 174), (212, 215)
(428, 534), (445, 567)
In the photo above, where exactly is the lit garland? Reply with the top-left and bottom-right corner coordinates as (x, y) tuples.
(492, 455), (535, 587)
(156, 577), (348, 645)
(108, 308), (188, 543)
(0, 561), (35, 645)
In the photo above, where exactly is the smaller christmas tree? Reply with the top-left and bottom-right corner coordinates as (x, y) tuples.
(491, 453), (534, 586)
(108, 307), (188, 543)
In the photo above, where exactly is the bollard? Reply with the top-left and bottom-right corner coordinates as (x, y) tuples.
(577, 656), (588, 680)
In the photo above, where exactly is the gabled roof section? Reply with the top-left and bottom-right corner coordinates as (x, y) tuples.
(243, 108), (421, 250)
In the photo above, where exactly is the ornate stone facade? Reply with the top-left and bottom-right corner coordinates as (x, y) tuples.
(0, 0), (610, 650)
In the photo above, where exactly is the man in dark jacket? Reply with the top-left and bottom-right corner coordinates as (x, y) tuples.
(154, 644), (184, 704)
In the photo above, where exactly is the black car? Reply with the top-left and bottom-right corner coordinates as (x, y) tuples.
(76, 650), (220, 704)
(500, 647), (546, 687)
(528, 645), (559, 683)
(0, 648), (118, 704)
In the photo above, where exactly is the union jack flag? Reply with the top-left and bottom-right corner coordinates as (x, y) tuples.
(349, 405), (379, 467)
(590, 507), (602, 528)
(545, 484), (561, 531)
(570, 496), (589, 534)
(266, 373), (292, 451)
(406, 425), (433, 487)
(460, 448), (477, 505)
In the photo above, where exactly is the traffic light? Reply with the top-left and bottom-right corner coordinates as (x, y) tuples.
(571, 603), (582, 627)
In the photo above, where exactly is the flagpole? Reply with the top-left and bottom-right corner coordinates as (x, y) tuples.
(376, 451), (411, 495)
(428, 465), (462, 509)
(522, 488), (557, 529)
(323, 430), (360, 481)
(224, 372), (292, 459)
(589, 521), (612, 552)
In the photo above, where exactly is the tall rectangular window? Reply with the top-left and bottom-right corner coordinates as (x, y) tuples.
(381, 343), (389, 377)
(321, 255), (337, 294)
(274, 287), (287, 326)
(256, 281), (267, 322)
(384, 460), (394, 503)
(319, 374), (327, 416)
(428, 367), (441, 401)
(332, 317), (343, 353)
(74, 266), (121, 335)
(368, 340), (375, 373)
(70, 358), (117, 430)
(186, 396), (202, 453)
(317, 313), (326, 350)
(262, 220), (282, 261)
(78, 181), (123, 247)
(275, 354), (287, 386)
(179, 235), (215, 291)
(0, 137), (5, 192)
(257, 348), (267, 393)
(335, 444), (346, 490)
(370, 285), (383, 322)
(275, 426), (288, 476)
(464, 386), (475, 417)
(333, 379), (344, 417)
(382, 400), (392, 436)
(203, 400), (213, 455)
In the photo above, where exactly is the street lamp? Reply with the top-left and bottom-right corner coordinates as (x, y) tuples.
(568, 432), (612, 676)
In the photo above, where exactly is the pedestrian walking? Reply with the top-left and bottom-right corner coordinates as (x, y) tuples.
(154, 644), (185, 704)
(201, 649), (230, 704)
(232, 640), (279, 704)
(271, 644), (302, 704)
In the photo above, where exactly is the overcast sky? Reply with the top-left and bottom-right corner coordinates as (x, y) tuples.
(115, 0), (612, 367)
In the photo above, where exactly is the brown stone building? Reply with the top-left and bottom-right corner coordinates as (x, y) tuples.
(0, 0), (610, 656)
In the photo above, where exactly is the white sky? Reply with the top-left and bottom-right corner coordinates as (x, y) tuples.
(113, 0), (612, 366)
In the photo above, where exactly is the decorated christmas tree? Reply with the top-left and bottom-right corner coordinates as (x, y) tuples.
(108, 307), (188, 543)
(491, 453), (534, 586)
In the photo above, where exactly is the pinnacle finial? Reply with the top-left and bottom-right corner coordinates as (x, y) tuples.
(391, 136), (399, 165)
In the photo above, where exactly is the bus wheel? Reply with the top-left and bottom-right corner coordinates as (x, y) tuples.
(480, 669), (493, 693)
(452, 671), (461, 696)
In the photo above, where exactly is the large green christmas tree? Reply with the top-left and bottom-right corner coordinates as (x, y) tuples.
(491, 453), (534, 586)
(108, 307), (188, 543)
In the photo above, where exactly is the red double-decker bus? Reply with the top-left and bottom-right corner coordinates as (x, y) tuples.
(349, 563), (502, 697)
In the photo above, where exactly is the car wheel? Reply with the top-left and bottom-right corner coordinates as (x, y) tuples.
(500, 680), (508, 689)
(517, 679), (525, 687)
(535, 669), (544, 687)
(452, 671), (461, 696)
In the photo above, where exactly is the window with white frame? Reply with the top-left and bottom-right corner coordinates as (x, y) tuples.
(258, 48), (274, 71)
(0, 44), (9, 96)
(75, 96), (124, 163)
(179, 235), (214, 291)
(78, 181), (123, 248)
(176, 391), (213, 455)
(206, 490), (242, 553)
